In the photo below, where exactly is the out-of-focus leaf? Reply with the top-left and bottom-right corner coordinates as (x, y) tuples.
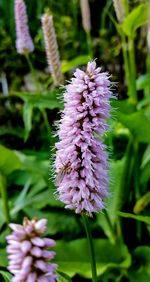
(13, 89), (63, 110)
(133, 192), (150, 214)
(140, 161), (150, 185)
(0, 271), (12, 282)
(136, 74), (150, 90)
(117, 211), (150, 224)
(54, 239), (131, 278)
(0, 200), (5, 230)
(118, 112), (150, 143)
(141, 144), (150, 169)
(23, 101), (33, 141)
(0, 127), (24, 138)
(0, 249), (7, 267)
(61, 55), (90, 73)
(140, 145), (150, 184)
(105, 158), (125, 224)
(111, 99), (135, 114)
(57, 271), (72, 282)
(129, 247), (150, 282)
(13, 90), (63, 139)
(0, 145), (21, 175)
(122, 3), (149, 37)
(23, 208), (79, 237)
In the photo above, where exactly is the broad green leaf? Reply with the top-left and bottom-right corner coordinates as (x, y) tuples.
(0, 271), (12, 282)
(140, 161), (150, 185)
(0, 145), (21, 175)
(122, 3), (149, 37)
(0, 249), (7, 267)
(136, 74), (150, 90)
(117, 211), (150, 224)
(129, 247), (150, 282)
(13, 89), (63, 110)
(54, 239), (131, 278)
(118, 112), (150, 143)
(61, 55), (90, 73)
(111, 99), (135, 114)
(23, 101), (33, 141)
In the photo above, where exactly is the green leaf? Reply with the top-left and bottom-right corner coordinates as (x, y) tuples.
(54, 239), (131, 278)
(0, 145), (21, 175)
(57, 271), (72, 282)
(0, 200), (5, 230)
(118, 112), (150, 143)
(141, 144), (150, 169)
(0, 271), (12, 282)
(23, 101), (33, 141)
(140, 161), (150, 185)
(129, 247), (150, 282)
(0, 249), (7, 267)
(105, 158), (125, 224)
(61, 55), (90, 73)
(111, 99), (135, 115)
(117, 211), (150, 224)
(122, 3), (149, 37)
(13, 89), (63, 110)
(133, 192), (150, 214)
(136, 74), (150, 90)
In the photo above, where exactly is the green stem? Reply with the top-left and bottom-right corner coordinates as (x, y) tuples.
(82, 215), (97, 282)
(42, 109), (51, 134)
(103, 210), (116, 243)
(118, 138), (134, 209)
(128, 38), (137, 103)
(133, 141), (140, 200)
(24, 53), (41, 93)
(145, 52), (150, 97)
(0, 174), (10, 224)
(86, 31), (93, 59)
(24, 53), (51, 134)
(121, 33), (130, 94)
(123, 0), (129, 16)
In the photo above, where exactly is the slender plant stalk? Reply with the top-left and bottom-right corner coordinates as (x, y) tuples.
(118, 138), (134, 209)
(0, 174), (10, 224)
(103, 210), (116, 243)
(86, 31), (93, 58)
(82, 215), (97, 282)
(128, 38), (137, 103)
(133, 141), (140, 200)
(24, 53), (51, 134)
(121, 33), (130, 91)
(24, 53), (41, 93)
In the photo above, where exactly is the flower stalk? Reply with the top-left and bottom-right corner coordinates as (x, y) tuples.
(82, 215), (97, 282)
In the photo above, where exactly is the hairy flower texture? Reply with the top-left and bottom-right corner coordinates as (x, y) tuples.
(55, 61), (112, 216)
(113, 0), (125, 23)
(15, 0), (34, 54)
(41, 13), (64, 86)
(7, 218), (57, 282)
(80, 0), (91, 33)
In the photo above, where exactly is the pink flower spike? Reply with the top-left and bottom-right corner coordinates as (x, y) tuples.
(6, 217), (57, 281)
(55, 61), (113, 215)
(14, 0), (34, 54)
